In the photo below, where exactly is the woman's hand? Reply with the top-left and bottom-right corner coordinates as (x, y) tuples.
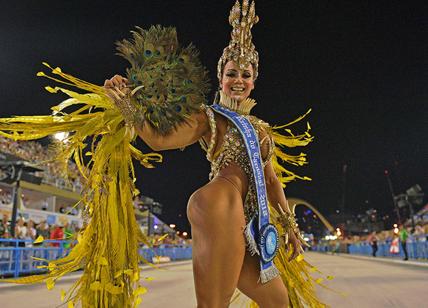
(104, 74), (128, 90)
(287, 229), (303, 262)
(104, 74), (130, 104)
(103, 74), (141, 127)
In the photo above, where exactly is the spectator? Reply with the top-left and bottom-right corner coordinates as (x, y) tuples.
(15, 217), (28, 247)
(399, 224), (409, 261)
(36, 220), (50, 239)
(390, 234), (400, 255)
(0, 191), (12, 205)
(368, 231), (379, 257)
(0, 213), (10, 240)
(50, 224), (64, 247)
(26, 220), (37, 241)
(414, 224), (426, 241)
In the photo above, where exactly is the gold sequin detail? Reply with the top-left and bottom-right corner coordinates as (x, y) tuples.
(200, 108), (274, 223)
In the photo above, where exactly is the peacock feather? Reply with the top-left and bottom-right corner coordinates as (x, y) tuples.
(116, 25), (210, 135)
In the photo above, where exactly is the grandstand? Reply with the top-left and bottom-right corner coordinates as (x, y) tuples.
(0, 136), (179, 238)
(0, 137), (192, 277)
(0, 137), (82, 228)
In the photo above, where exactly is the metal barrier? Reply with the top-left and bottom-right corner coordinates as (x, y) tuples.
(139, 245), (193, 262)
(0, 239), (192, 278)
(0, 239), (71, 278)
(312, 234), (428, 260)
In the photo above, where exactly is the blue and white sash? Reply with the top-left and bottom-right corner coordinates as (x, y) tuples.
(211, 104), (279, 283)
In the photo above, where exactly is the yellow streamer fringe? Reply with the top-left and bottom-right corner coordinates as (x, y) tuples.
(0, 64), (161, 307)
(268, 110), (314, 188)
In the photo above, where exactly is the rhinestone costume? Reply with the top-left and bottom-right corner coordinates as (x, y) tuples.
(200, 97), (274, 223)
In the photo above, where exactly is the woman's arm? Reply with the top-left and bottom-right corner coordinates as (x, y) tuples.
(264, 161), (291, 214)
(259, 128), (292, 214)
(104, 75), (210, 151)
(135, 110), (210, 151)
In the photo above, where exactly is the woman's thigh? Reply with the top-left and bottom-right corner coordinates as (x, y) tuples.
(188, 178), (246, 307)
(238, 252), (289, 308)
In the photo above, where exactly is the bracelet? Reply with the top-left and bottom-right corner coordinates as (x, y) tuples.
(115, 95), (144, 128)
(277, 203), (310, 247)
(278, 205), (299, 234)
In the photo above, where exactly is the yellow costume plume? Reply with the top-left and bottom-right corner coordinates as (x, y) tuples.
(0, 63), (161, 307)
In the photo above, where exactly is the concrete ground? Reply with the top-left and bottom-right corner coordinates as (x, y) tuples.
(0, 252), (427, 307)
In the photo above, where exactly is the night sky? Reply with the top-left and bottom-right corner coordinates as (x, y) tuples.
(1, 1), (427, 233)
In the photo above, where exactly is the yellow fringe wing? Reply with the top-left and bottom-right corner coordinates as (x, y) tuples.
(0, 63), (161, 307)
(246, 110), (332, 307)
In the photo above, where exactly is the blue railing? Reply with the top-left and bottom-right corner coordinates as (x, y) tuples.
(347, 238), (428, 259)
(0, 239), (192, 278)
(312, 234), (428, 260)
(0, 239), (72, 278)
(139, 245), (192, 261)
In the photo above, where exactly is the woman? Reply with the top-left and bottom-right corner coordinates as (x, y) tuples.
(106, 64), (300, 308)
(1, 1), (328, 306)
(104, 1), (321, 307)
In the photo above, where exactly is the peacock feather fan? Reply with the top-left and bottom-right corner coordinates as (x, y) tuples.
(116, 25), (210, 135)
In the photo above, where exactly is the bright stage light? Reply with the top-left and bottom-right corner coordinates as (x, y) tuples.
(54, 132), (69, 142)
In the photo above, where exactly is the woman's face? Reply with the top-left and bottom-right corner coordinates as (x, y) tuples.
(220, 61), (255, 103)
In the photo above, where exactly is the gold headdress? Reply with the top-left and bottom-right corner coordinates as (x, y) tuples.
(217, 0), (260, 81)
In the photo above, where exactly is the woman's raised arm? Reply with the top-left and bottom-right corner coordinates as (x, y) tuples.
(104, 75), (210, 151)
(135, 110), (209, 151)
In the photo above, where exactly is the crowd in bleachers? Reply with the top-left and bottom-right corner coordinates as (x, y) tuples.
(0, 136), (82, 192)
(0, 214), (80, 246)
(0, 191), (11, 205)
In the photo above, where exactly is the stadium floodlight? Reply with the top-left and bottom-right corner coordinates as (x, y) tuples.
(406, 184), (422, 196)
(394, 194), (408, 208)
(406, 184), (424, 206)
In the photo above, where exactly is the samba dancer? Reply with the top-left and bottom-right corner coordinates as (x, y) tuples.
(106, 1), (325, 307)
(0, 1), (329, 307)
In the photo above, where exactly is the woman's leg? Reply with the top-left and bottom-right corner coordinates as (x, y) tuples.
(188, 178), (246, 308)
(238, 252), (289, 308)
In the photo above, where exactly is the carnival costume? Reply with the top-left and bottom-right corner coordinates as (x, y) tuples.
(0, 0), (332, 307)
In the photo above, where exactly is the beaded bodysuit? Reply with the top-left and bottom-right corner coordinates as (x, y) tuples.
(200, 95), (274, 223)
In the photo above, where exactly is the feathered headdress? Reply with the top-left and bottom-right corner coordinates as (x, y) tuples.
(217, 0), (260, 81)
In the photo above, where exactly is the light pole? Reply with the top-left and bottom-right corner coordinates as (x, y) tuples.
(340, 164), (347, 224)
(384, 169), (401, 223)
